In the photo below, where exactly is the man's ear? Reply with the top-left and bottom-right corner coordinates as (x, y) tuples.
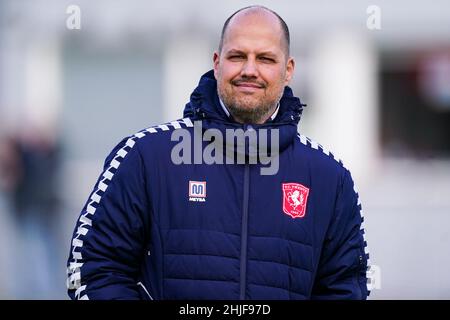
(284, 57), (295, 85)
(213, 51), (220, 79)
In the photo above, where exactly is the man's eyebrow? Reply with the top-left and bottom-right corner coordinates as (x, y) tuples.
(225, 49), (246, 55)
(257, 51), (277, 57)
(225, 49), (278, 57)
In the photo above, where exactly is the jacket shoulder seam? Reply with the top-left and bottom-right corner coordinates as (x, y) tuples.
(132, 118), (194, 140)
(297, 134), (348, 171)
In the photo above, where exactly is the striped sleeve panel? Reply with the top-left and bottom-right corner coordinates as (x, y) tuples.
(66, 118), (193, 300)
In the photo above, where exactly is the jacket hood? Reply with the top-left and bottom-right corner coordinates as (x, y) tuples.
(183, 70), (306, 154)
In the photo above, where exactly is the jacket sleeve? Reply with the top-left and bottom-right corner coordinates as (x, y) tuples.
(67, 136), (150, 300)
(311, 168), (369, 300)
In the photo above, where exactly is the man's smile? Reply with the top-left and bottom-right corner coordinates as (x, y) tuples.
(232, 81), (265, 93)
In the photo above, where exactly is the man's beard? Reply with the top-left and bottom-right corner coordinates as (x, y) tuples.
(218, 85), (282, 124)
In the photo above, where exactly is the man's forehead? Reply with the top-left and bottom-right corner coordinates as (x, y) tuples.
(222, 11), (284, 51)
(226, 8), (282, 33)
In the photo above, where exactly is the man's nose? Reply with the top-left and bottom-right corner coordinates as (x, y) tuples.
(240, 58), (259, 78)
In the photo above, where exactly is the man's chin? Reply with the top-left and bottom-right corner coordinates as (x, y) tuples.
(232, 97), (261, 109)
(231, 104), (260, 113)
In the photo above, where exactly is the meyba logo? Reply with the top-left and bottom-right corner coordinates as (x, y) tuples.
(189, 181), (206, 202)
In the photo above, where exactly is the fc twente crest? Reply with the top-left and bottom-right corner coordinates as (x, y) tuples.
(282, 183), (310, 219)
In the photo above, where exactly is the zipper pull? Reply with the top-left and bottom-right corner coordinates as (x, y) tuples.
(195, 108), (206, 119)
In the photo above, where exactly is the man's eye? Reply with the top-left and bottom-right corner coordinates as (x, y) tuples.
(229, 55), (244, 60)
(260, 57), (275, 62)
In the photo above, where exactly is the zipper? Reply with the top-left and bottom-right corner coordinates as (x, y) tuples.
(137, 281), (154, 300)
(357, 248), (366, 297)
(240, 163), (250, 300)
(239, 124), (251, 300)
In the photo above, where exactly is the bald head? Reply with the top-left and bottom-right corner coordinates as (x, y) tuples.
(218, 6), (290, 57)
(213, 5), (295, 124)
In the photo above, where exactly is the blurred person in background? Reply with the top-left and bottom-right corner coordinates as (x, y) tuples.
(0, 125), (62, 299)
(0, 133), (21, 297)
(0, 135), (21, 194)
(67, 5), (369, 300)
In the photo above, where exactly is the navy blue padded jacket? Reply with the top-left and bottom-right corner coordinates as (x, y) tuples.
(67, 70), (370, 300)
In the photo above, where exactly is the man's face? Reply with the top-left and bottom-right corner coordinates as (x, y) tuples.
(214, 11), (295, 124)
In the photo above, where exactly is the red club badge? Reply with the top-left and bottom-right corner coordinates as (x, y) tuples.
(282, 183), (310, 219)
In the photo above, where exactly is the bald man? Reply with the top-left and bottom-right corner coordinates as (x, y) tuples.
(67, 6), (370, 300)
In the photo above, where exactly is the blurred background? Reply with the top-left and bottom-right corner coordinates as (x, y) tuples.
(0, 0), (449, 299)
